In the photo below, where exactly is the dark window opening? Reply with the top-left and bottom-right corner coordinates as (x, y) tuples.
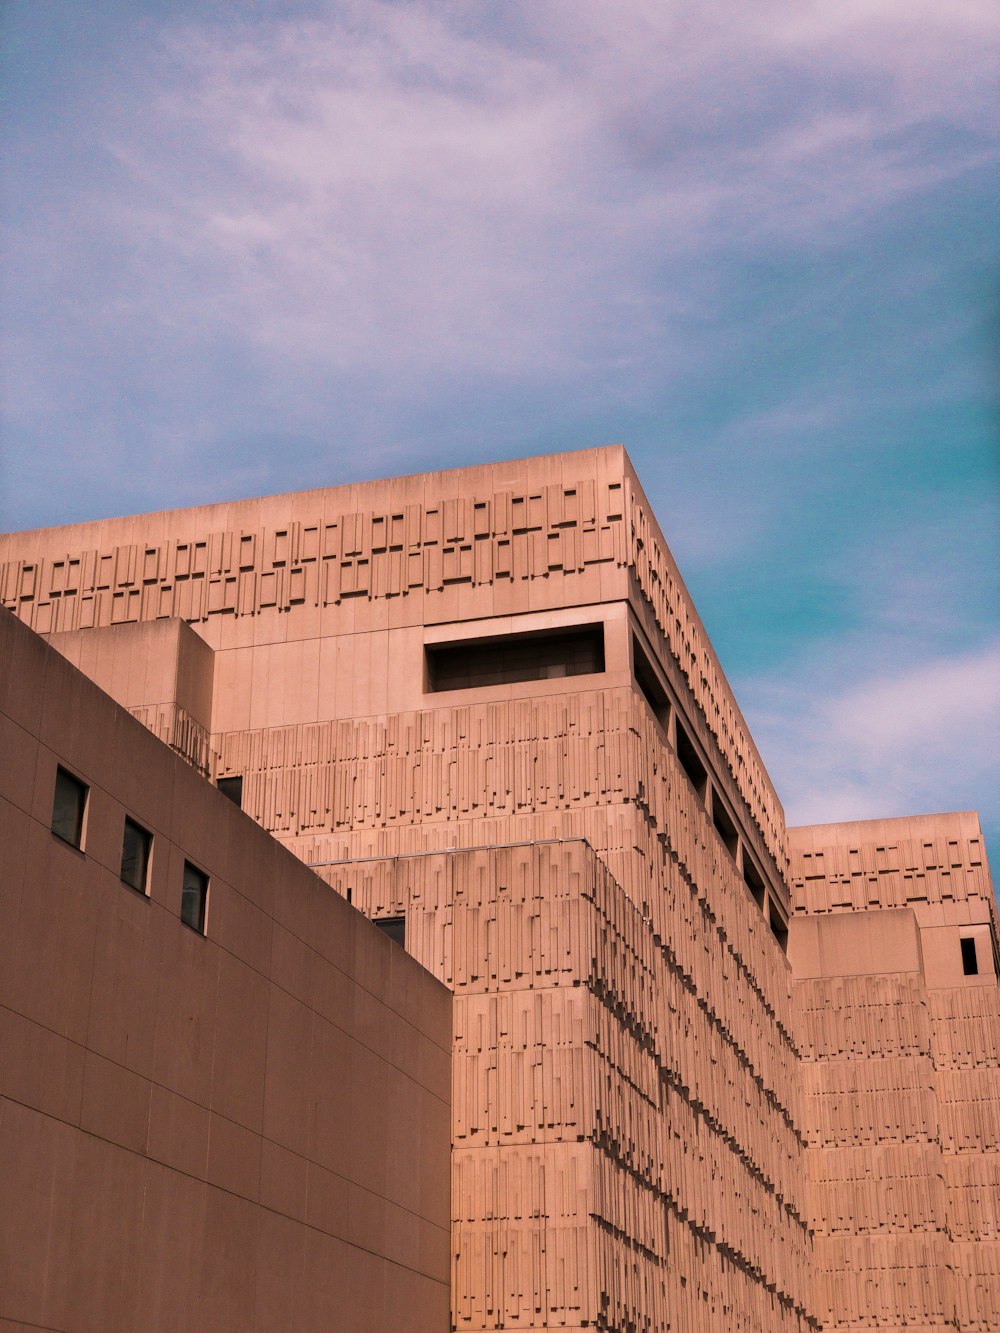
(51, 767), (87, 848)
(711, 793), (739, 860)
(769, 900), (789, 953)
(674, 720), (707, 800)
(374, 915), (405, 948)
(181, 861), (209, 934)
(427, 624), (604, 692)
(960, 936), (979, 976)
(120, 818), (152, 894)
(633, 635), (669, 730)
(743, 855), (765, 910)
(218, 776), (243, 808)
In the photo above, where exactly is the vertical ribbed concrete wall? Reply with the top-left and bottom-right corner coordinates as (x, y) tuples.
(789, 817), (1000, 1330)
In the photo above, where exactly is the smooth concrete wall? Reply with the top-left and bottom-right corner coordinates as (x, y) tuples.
(0, 607), (452, 1332)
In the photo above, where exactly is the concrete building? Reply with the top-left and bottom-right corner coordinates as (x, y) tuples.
(1, 445), (997, 1331)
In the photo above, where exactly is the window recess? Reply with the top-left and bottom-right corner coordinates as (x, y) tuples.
(711, 792), (739, 860)
(742, 855), (766, 911)
(426, 624), (604, 692)
(674, 719), (708, 801)
(769, 899), (789, 953)
(632, 634), (669, 730)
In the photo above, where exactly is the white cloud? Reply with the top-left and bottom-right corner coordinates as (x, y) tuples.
(47, 0), (997, 392)
(743, 639), (1000, 832)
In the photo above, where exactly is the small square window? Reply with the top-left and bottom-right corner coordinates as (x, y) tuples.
(120, 818), (152, 894)
(374, 916), (405, 948)
(51, 767), (87, 848)
(181, 861), (209, 934)
(218, 776), (243, 808)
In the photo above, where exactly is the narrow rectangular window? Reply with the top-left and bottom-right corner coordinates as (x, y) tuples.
(181, 861), (209, 934)
(374, 916), (405, 948)
(218, 776), (243, 808)
(51, 767), (87, 848)
(960, 936), (979, 976)
(120, 818), (152, 894)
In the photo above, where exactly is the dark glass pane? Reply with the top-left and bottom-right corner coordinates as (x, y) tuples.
(51, 767), (86, 847)
(181, 862), (208, 933)
(120, 817), (151, 893)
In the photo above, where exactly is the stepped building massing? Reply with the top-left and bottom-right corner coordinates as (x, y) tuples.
(2, 446), (997, 1330)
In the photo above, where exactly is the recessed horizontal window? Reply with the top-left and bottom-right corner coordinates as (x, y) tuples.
(120, 817), (152, 894)
(51, 767), (87, 849)
(426, 624), (604, 692)
(181, 861), (209, 934)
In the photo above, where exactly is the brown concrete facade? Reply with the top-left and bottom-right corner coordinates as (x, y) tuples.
(1, 445), (997, 1331)
(0, 609), (452, 1332)
(788, 815), (1000, 1331)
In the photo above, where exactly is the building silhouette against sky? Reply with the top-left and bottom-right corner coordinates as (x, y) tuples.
(2, 446), (997, 1330)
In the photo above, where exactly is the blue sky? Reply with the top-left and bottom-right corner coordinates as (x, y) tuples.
(2, 1), (999, 864)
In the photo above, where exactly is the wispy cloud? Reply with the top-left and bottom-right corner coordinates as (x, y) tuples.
(742, 638), (1000, 842)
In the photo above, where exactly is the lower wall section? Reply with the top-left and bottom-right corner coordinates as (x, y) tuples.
(0, 609), (452, 1332)
(1, 1097), (447, 1331)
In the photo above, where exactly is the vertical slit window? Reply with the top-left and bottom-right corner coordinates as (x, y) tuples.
(960, 936), (979, 976)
